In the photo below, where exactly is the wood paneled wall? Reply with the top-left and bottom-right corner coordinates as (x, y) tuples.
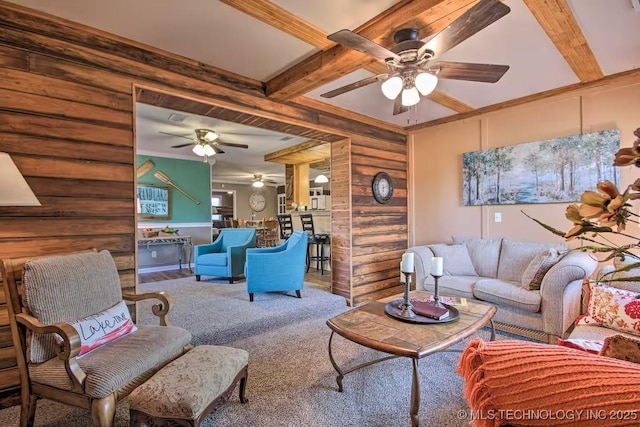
(350, 135), (408, 306)
(0, 0), (406, 405)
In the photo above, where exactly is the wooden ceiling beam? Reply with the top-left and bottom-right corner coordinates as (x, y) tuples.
(218, 0), (334, 50)
(264, 140), (330, 164)
(523, 0), (603, 82)
(264, 0), (480, 102)
(406, 67), (640, 131)
(223, 0), (476, 116)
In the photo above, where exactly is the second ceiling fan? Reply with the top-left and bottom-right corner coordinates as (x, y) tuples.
(321, 0), (511, 115)
(161, 128), (249, 160)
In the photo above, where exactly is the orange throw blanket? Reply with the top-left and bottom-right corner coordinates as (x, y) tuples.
(456, 339), (640, 427)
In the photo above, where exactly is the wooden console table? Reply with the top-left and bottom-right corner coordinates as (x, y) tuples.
(138, 235), (193, 271)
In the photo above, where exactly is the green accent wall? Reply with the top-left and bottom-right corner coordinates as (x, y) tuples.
(137, 155), (210, 224)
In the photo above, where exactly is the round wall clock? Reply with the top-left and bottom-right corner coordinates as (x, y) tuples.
(372, 171), (393, 204)
(249, 192), (266, 212)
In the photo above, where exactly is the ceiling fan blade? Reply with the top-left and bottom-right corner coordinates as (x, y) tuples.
(212, 145), (225, 154)
(171, 142), (195, 149)
(320, 74), (388, 98)
(430, 61), (509, 83)
(159, 131), (193, 141)
(216, 140), (249, 149)
(393, 96), (409, 116)
(420, 0), (510, 60)
(328, 29), (400, 62)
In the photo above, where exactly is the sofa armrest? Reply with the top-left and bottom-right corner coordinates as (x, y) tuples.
(15, 313), (86, 392)
(406, 246), (436, 290)
(539, 251), (598, 337)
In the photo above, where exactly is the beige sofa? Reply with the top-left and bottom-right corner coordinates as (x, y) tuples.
(407, 236), (598, 342)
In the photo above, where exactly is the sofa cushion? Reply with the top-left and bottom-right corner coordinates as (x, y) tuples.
(29, 325), (192, 399)
(452, 236), (502, 278)
(22, 250), (123, 364)
(197, 253), (228, 267)
(427, 244), (477, 276)
(521, 248), (564, 291)
(425, 275), (479, 299)
(473, 278), (541, 313)
(496, 238), (565, 282)
(577, 282), (640, 336)
(457, 338), (640, 427)
(569, 324), (640, 341)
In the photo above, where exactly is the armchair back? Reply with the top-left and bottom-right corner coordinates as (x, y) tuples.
(219, 228), (256, 250)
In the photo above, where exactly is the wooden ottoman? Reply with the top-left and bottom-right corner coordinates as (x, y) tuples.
(128, 345), (249, 427)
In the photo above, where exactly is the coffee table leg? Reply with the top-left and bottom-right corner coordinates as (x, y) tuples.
(410, 358), (420, 427)
(489, 319), (496, 341)
(328, 331), (345, 392)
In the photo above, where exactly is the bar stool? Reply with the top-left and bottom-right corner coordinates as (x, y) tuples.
(299, 213), (330, 275)
(277, 214), (294, 240)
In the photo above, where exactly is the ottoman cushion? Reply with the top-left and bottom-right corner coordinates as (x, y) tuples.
(128, 345), (248, 420)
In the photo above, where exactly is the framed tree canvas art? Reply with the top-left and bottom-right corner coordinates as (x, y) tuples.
(462, 129), (620, 206)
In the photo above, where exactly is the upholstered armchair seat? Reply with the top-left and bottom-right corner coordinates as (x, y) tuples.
(195, 228), (257, 283)
(0, 249), (193, 427)
(29, 325), (191, 399)
(245, 230), (307, 301)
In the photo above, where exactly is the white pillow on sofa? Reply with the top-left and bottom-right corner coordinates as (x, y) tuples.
(428, 244), (478, 276)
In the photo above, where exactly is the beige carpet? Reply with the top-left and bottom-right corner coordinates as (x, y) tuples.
(0, 277), (514, 426)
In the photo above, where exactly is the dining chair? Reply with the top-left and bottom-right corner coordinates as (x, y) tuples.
(276, 214), (294, 240)
(299, 213), (331, 275)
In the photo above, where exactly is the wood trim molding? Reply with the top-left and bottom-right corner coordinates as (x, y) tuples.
(523, 0), (603, 82)
(406, 67), (640, 130)
(292, 97), (407, 134)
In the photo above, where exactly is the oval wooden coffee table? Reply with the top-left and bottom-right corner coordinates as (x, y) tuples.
(326, 290), (496, 427)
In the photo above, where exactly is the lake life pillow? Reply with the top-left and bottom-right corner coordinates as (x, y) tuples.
(61, 300), (137, 357)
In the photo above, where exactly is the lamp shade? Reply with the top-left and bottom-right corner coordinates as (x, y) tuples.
(314, 174), (329, 183)
(252, 180), (265, 188)
(0, 152), (41, 206)
(415, 72), (438, 96)
(381, 76), (403, 100)
(401, 86), (420, 107)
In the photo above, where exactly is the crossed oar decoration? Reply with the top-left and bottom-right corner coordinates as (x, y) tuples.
(136, 159), (201, 205)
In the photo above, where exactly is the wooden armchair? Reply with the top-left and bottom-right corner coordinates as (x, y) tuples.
(0, 249), (192, 427)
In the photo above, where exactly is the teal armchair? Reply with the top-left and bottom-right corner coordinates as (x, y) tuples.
(245, 230), (308, 301)
(195, 228), (256, 283)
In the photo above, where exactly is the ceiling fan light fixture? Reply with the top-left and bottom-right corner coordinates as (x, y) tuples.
(203, 131), (219, 143)
(203, 144), (216, 157)
(314, 174), (329, 184)
(252, 180), (265, 188)
(192, 144), (205, 156)
(401, 86), (420, 107)
(381, 75), (403, 100)
(415, 72), (438, 96)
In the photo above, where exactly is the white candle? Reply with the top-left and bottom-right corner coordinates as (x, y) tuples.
(431, 257), (443, 276)
(401, 252), (414, 273)
(399, 262), (406, 283)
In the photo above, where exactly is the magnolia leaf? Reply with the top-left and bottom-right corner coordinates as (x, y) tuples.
(521, 211), (566, 237)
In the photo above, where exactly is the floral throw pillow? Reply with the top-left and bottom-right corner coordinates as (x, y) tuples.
(576, 282), (640, 336)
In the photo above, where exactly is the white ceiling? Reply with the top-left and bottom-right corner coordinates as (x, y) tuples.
(7, 0), (640, 177)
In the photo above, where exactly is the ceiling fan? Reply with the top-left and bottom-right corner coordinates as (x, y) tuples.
(251, 174), (278, 188)
(321, 0), (511, 115)
(160, 128), (250, 161)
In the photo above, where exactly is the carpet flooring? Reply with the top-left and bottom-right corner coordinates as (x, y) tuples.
(0, 277), (509, 426)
